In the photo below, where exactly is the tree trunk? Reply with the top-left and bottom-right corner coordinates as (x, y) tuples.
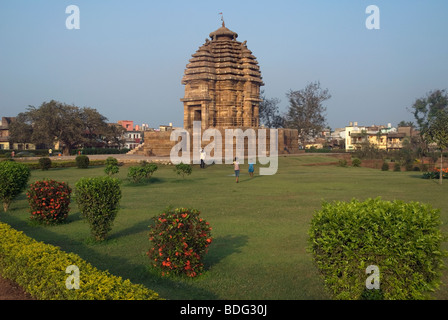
(63, 145), (71, 156)
(440, 152), (443, 185)
(3, 201), (9, 212)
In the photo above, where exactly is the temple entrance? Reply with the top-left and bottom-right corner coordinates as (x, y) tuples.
(194, 109), (202, 121)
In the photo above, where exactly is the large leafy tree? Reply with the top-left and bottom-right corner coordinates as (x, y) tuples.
(284, 81), (331, 145)
(9, 100), (118, 155)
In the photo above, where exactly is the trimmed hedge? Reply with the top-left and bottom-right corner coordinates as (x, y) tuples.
(75, 155), (90, 169)
(308, 197), (446, 300)
(0, 159), (108, 170)
(0, 222), (162, 300)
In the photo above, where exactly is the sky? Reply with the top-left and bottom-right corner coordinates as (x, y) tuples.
(1, 0), (447, 130)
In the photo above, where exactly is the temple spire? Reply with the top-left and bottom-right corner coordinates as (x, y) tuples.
(219, 12), (225, 27)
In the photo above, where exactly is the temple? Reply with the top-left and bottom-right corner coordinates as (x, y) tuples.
(138, 21), (299, 158)
(181, 21), (263, 130)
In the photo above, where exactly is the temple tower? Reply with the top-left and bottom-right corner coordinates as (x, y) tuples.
(181, 21), (264, 130)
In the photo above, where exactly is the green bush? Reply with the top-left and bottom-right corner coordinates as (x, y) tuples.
(147, 207), (212, 277)
(308, 197), (446, 300)
(0, 222), (162, 300)
(351, 158), (361, 167)
(381, 162), (389, 171)
(27, 180), (72, 225)
(393, 163), (401, 172)
(127, 161), (158, 183)
(0, 161), (31, 212)
(75, 176), (122, 241)
(337, 159), (347, 167)
(174, 162), (192, 178)
(104, 157), (119, 176)
(38, 157), (52, 171)
(75, 155), (90, 169)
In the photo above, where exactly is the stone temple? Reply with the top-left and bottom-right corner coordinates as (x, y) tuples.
(140, 22), (299, 158)
(181, 21), (263, 130)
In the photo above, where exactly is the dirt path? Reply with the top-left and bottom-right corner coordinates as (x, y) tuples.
(0, 275), (35, 300)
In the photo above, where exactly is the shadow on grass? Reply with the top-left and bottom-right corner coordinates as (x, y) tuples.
(123, 177), (167, 187)
(204, 234), (249, 270)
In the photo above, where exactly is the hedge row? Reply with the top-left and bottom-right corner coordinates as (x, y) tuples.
(0, 222), (162, 300)
(0, 159), (108, 170)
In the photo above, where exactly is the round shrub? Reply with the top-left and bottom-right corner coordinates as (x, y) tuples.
(38, 157), (52, 171)
(27, 179), (72, 225)
(75, 176), (121, 241)
(128, 161), (158, 183)
(308, 197), (446, 300)
(104, 157), (119, 176)
(351, 158), (361, 167)
(75, 155), (90, 169)
(0, 160), (31, 212)
(174, 162), (192, 178)
(393, 163), (401, 172)
(147, 207), (212, 277)
(381, 161), (389, 171)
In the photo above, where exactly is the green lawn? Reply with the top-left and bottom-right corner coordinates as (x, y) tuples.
(1, 155), (448, 300)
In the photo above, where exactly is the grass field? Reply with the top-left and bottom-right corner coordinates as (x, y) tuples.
(1, 155), (448, 300)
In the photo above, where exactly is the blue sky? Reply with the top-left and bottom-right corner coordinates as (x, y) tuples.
(1, 0), (447, 130)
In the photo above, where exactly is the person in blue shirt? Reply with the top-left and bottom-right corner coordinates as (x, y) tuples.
(248, 162), (254, 178)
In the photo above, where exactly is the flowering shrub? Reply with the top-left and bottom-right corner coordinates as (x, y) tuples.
(147, 208), (212, 277)
(422, 168), (448, 179)
(27, 180), (72, 225)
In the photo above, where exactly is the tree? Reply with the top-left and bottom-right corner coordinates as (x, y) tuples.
(411, 89), (448, 144)
(410, 89), (448, 178)
(259, 90), (284, 128)
(284, 81), (331, 145)
(9, 100), (119, 155)
(397, 120), (414, 128)
(424, 112), (448, 184)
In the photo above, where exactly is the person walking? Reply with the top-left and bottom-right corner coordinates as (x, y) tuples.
(248, 162), (255, 178)
(233, 157), (240, 183)
(200, 148), (206, 168)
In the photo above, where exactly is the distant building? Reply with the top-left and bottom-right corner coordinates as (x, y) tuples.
(345, 121), (414, 151)
(0, 117), (36, 151)
(118, 120), (135, 132)
(0, 117), (14, 150)
(117, 120), (146, 150)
